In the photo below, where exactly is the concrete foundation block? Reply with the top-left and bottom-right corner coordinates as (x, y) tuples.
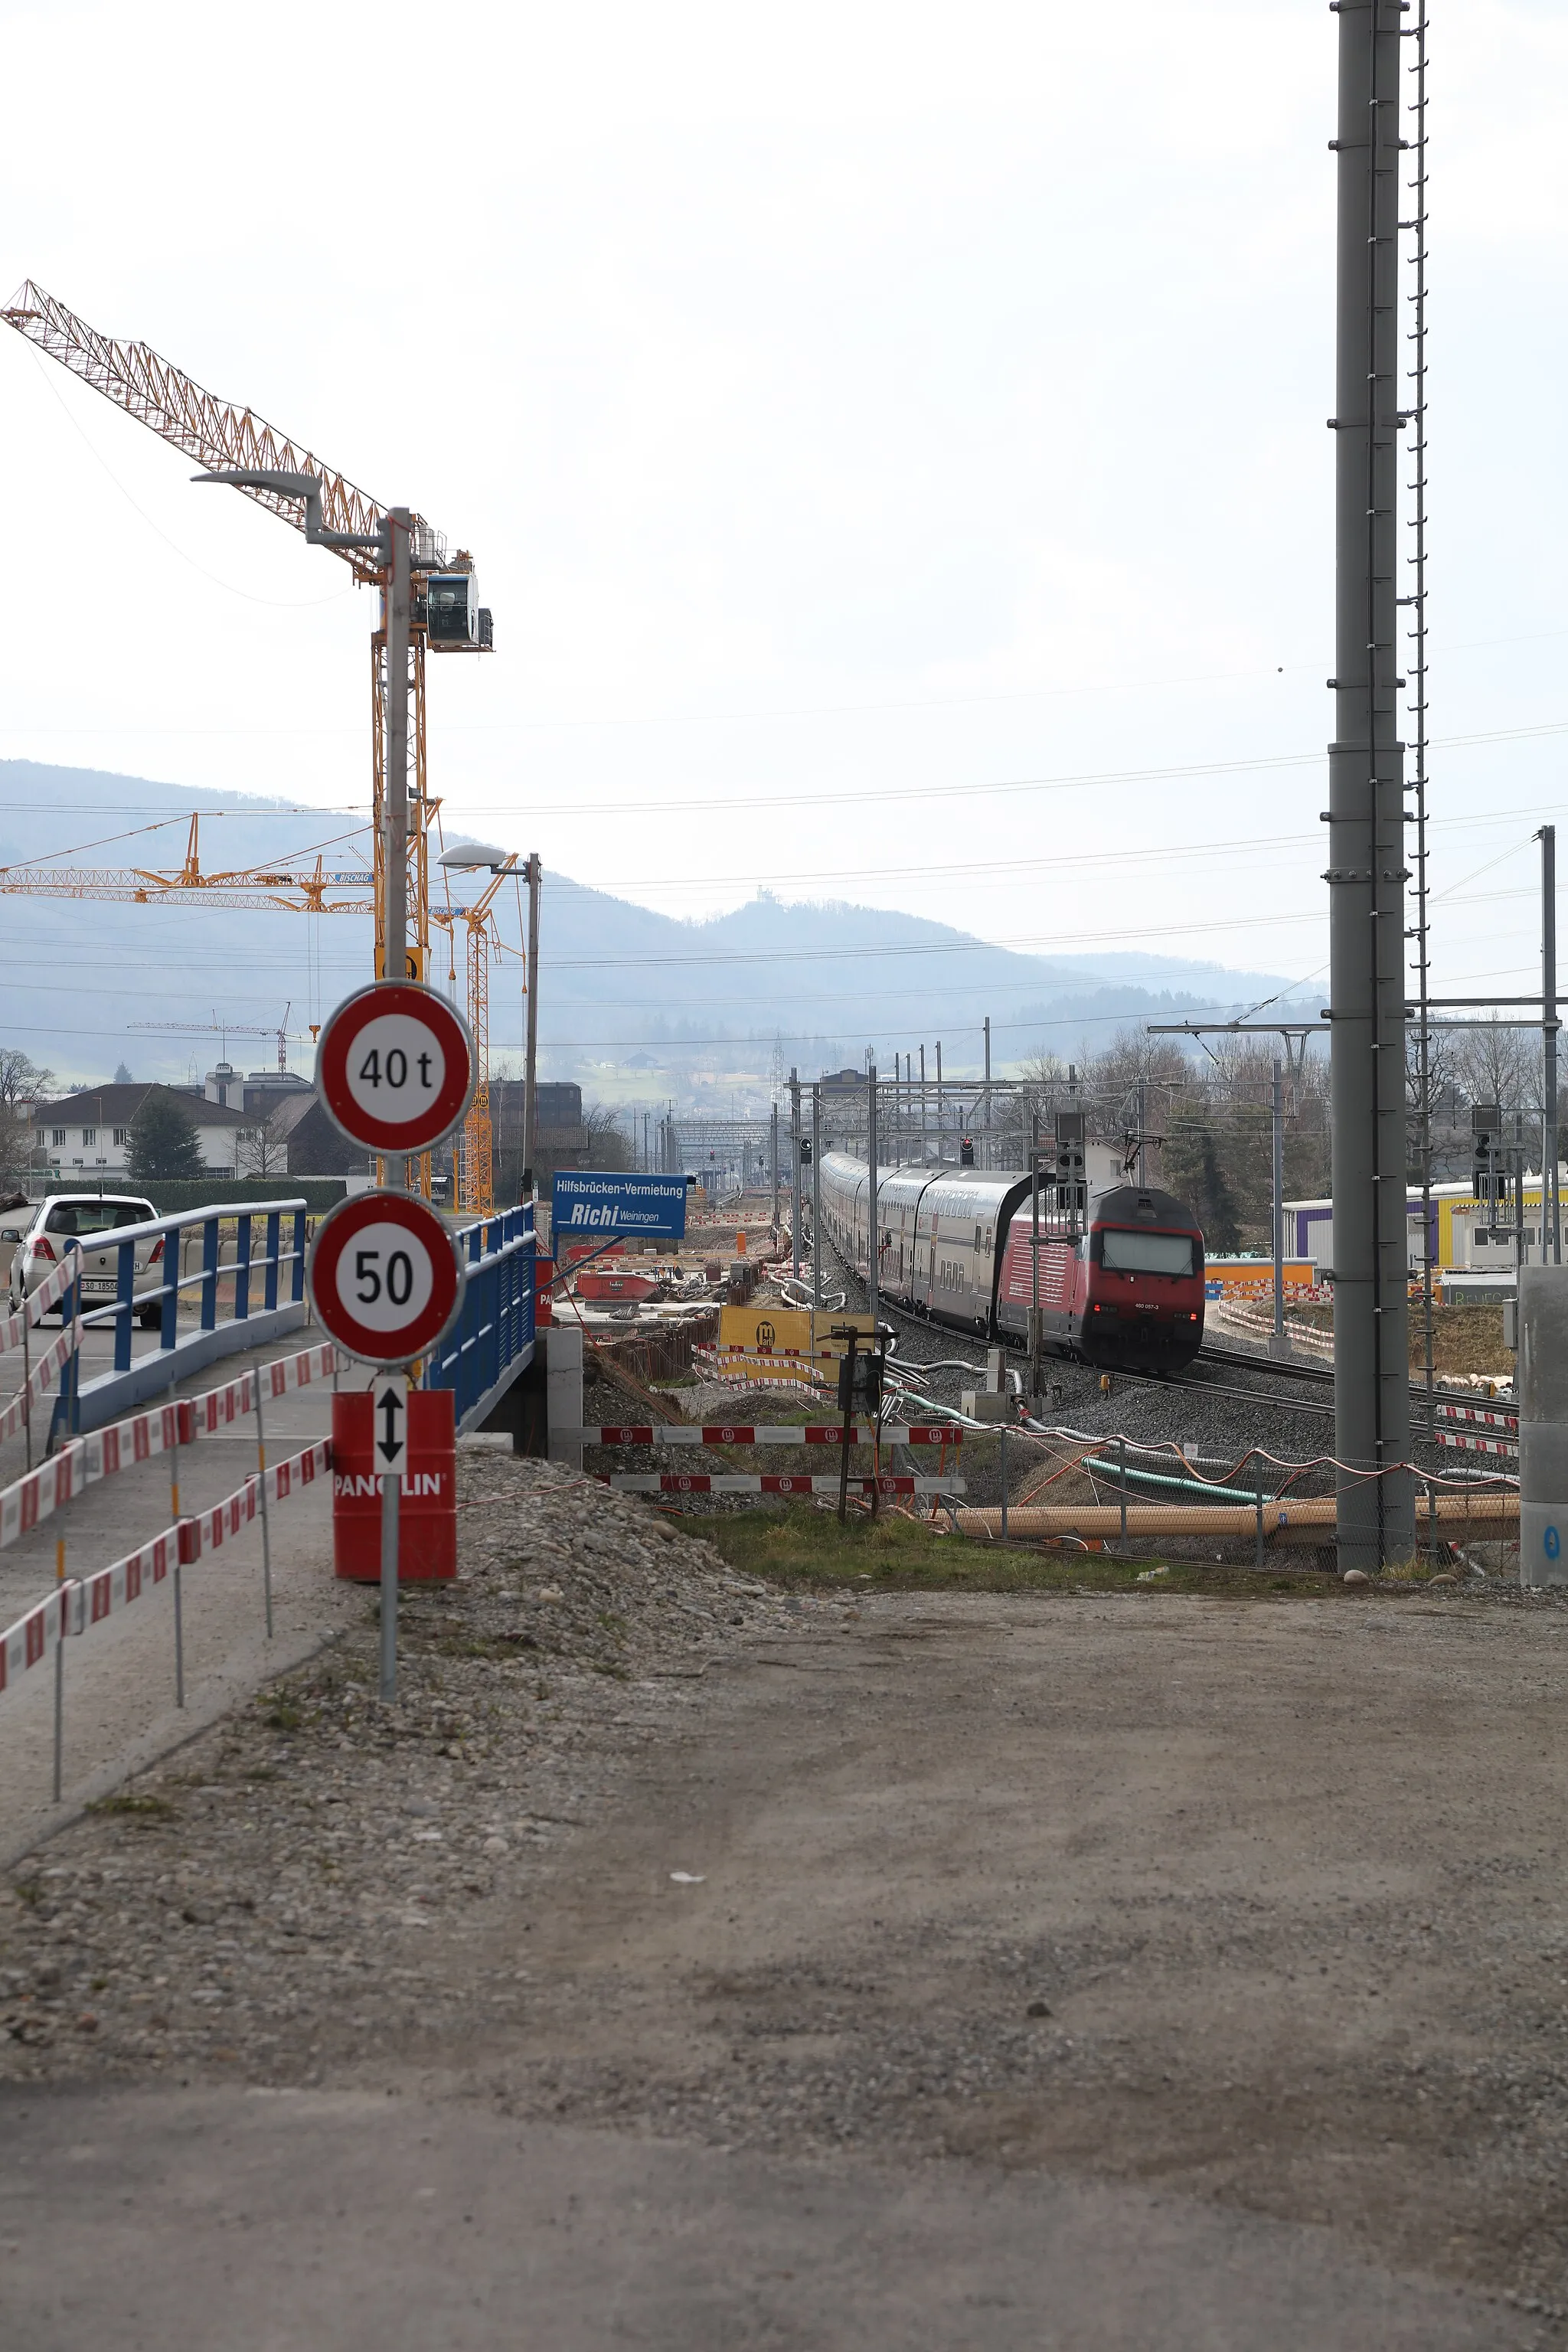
(1519, 1501), (1568, 1586)
(545, 1326), (584, 1472)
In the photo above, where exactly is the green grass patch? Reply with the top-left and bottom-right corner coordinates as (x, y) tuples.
(691, 1504), (1165, 1592)
(691, 1506), (1452, 1599)
(87, 1792), (177, 1821)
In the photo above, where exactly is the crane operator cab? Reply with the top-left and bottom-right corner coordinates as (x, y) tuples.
(422, 570), (493, 650)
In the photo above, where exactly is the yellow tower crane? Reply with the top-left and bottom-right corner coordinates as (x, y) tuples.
(1, 280), (492, 1008)
(0, 809), (520, 1212)
(438, 844), (519, 1218)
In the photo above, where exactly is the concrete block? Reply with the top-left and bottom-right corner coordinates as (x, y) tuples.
(1519, 1266), (1568, 1424)
(1519, 1422), (1568, 1497)
(1519, 1502), (1568, 1586)
(961, 1390), (1009, 1425)
(545, 1325), (584, 1472)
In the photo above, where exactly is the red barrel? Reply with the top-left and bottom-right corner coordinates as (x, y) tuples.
(331, 1389), (456, 1581)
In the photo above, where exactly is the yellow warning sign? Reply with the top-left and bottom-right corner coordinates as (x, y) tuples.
(717, 1308), (883, 1360)
(720, 1305), (813, 1357)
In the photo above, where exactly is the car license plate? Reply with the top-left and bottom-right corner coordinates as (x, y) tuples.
(80, 1279), (116, 1295)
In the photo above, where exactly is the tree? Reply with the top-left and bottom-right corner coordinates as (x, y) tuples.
(113, 1061), (133, 1085)
(126, 1090), (204, 1181)
(0, 1101), (32, 1187)
(0, 1048), (52, 1109)
(237, 1106), (293, 1178)
(0, 1049), (52, 1187)
(583, 1103), (633, 1172)
(1160, 1106), (1242, 1253)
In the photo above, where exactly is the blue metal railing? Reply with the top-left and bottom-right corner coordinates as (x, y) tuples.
(47, 1199), (309, 1442)
(422, 1204), (535, 1431)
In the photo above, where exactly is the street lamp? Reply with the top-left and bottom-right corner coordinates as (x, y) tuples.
(438, 842), (545, 1205)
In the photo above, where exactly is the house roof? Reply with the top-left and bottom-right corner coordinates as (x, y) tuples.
(33, 1083), (248, 1130)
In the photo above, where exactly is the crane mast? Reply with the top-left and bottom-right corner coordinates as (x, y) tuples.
(2, 280), (501, 1206)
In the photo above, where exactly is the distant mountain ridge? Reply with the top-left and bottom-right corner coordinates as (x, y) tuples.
(0, 760), (1319, 1089)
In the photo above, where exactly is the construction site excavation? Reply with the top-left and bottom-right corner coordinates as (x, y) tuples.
(5, 3), (1568, 2347)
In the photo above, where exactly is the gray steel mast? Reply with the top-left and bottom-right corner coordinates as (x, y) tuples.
(1328, 0), (1413, 1568)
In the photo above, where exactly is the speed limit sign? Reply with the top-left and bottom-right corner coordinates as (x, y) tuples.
(308, 1191), (466, 1365)
(316, 982), (475, 1155)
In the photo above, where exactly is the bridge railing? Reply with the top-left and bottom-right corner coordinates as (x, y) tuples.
(46, 1200), (310, 1441)
(421, 1204), (535, 1433)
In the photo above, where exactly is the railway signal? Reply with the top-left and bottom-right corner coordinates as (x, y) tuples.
(315, 982), (476, 1158)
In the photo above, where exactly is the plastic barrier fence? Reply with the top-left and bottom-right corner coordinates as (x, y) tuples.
(0, 1319), (80, 1446)
(0, 1437), (331, 1710)
(1434, 1400), (1518, 1462)
(573, 1418), (969, 1500)
(0, 1252), (79, 1356)
(0, 1341), (341, 1554)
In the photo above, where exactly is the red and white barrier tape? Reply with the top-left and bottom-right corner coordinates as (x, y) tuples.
(1434, 1400), (1517, 1432)
(0, 1317), (81, 1446)
(606, 1473), (966, 1496)
(0, 1583), (72, 1702)
(0, 1341), (343, 1555)
(0, 1252), (80, 1357)
(691, 1348), (827, 1391)
(1435, 1429), (1518, 1461)
(0, 1438), (333, 1706)
(570, 1423), (965, 1447)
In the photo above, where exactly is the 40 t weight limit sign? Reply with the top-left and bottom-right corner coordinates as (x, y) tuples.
(317, 982), (475, 1155)
(308, 1192), (466, 1366)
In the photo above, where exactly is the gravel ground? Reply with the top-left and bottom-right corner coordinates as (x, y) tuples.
(5, 1444), (1568, 2338)
(0, 1449), (793, 2085)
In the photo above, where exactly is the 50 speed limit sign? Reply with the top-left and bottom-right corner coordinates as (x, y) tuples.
(308, 1192), (466, 1366)
(316, 981), (475, 1155)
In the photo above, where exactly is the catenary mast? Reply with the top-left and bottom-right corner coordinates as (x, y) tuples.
(1328, 3), (1414, 1569)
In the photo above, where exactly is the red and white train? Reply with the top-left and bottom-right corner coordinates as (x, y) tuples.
(815, 1152), (1207, 1372)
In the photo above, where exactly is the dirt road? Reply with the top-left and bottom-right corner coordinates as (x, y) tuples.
(3, 1468), (1567, 2344)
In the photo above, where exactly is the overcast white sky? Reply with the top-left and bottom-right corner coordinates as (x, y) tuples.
(2, 0), (1566, 1024)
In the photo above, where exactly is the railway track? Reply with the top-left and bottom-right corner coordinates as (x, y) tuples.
(812, 1235), (1339, 1419)
(812, 1233), (1490, 1427)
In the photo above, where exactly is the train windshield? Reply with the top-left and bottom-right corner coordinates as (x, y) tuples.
(1100, 1228), (1196, 1277)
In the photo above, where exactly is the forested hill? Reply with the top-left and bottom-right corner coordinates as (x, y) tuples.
(0, 761), (1318, 1086)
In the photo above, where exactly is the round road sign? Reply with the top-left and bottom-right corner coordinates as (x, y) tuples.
(307, 1191), (466, 1366)
(316, 982), (475, 1155)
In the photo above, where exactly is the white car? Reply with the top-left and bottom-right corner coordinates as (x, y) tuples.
(2, 1194), (166, 1327)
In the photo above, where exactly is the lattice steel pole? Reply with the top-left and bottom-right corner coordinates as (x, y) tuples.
(1328, 0), (1413, 1569)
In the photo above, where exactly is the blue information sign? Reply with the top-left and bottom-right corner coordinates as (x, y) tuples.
(553, 1170), (689, 1240)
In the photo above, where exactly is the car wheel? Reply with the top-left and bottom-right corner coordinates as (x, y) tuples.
(139, 1303), (162, 1330)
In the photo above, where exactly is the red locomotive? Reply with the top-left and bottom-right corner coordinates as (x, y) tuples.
(817, 1154), (1206, 1372)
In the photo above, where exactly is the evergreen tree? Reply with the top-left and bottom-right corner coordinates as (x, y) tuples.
(1160, 1108), (1241, 1253)
(126, 1090), (204, 1182)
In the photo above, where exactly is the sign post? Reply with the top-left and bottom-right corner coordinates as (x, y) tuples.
(308, 1167), (468, 1704)
(372, 1372), (408, 1700)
